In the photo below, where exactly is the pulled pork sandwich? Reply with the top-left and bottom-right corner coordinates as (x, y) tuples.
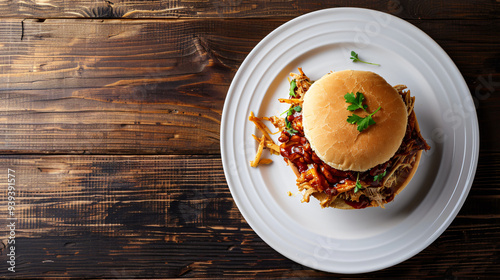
(249, 69), (430, 209)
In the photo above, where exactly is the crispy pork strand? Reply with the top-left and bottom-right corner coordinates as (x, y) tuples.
(248, 112), (281, 167)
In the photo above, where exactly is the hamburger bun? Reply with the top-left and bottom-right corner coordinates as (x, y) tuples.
(302, 70), (408, 172)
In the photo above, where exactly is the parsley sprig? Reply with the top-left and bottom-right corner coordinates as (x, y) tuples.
(350, 51), (380, 66)
(289, 79), (297, 97)
(373, 170), (387, 182)
(284, 118), (298, 135)
(354, 173), (364, 193)
(347, 107), (381, 132)
(282, 105), (301, 135)
(344, 92), (381, 132)
(344, 91), (368, 111)
(281, 105), (302, 116)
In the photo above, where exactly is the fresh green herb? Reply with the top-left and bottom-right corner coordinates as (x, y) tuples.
(346, 106), (381, 132)
(281, 105), (302, 116)
(285, 118), (298, 135)
(286, 128), (298, 135)
(344, 92), (368, 112)
(350, 51), (380, 66)
(280, 108), (291, 116)
(282, 104), (301, 135)
(354, 173), (364, 193)
(289, 79), (297, 97)
(344, 91), (381, 132)
(374, 170), (387, 182)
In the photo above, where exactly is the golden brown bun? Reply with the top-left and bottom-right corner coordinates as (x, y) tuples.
(302, 70), (407, 172)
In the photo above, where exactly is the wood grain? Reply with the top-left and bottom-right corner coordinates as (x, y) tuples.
(0, 0), (498, 278)
(0, 18), (498, 155)
(0, 18), (274, 154)
(0, 0), (498, 20)
(0, 154), (498, 278)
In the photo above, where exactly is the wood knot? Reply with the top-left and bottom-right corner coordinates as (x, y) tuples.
(79, 1), (126, 18)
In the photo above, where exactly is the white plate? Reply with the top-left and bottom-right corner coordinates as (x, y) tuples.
(220, 8), (479, 274)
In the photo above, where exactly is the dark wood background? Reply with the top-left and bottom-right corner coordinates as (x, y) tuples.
(0, 0), (498, 278)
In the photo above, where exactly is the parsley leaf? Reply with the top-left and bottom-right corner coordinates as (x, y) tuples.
(350, 51), (380, 66)
(345, 90), (381, 132)
(285, 118), (298, 135)
(282, 105), (301, 135)
(289, 79), (297, 97)
(281, 105), (302, 116)
(344, 92), (368, 112)
(346, 114), (364, 125)
(374, 170), (387, 182)
(347, 106), (381, 132)
(354, 173), (364, 193)
(281, 108), (292, 116)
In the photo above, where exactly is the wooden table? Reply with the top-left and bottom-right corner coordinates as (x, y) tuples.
(0, 1), (498, 278)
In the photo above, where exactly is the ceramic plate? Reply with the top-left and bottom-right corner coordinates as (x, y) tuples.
(220, 8), (479, 274)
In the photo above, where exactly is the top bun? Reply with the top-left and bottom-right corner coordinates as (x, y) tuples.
(302, 70), (407, 171)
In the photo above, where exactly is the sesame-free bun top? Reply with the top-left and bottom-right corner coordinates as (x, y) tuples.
(302, 70), (407, 172)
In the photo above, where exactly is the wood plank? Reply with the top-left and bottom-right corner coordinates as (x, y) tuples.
(0, 18), (273, 154)
(0, 0), (498, 20)
(0, 18), (498, 154)
(0, 154), (498, 278)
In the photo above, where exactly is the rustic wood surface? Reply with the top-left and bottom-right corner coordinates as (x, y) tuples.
(0, 0), (499, 19)
(0, 0), (499, 278)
